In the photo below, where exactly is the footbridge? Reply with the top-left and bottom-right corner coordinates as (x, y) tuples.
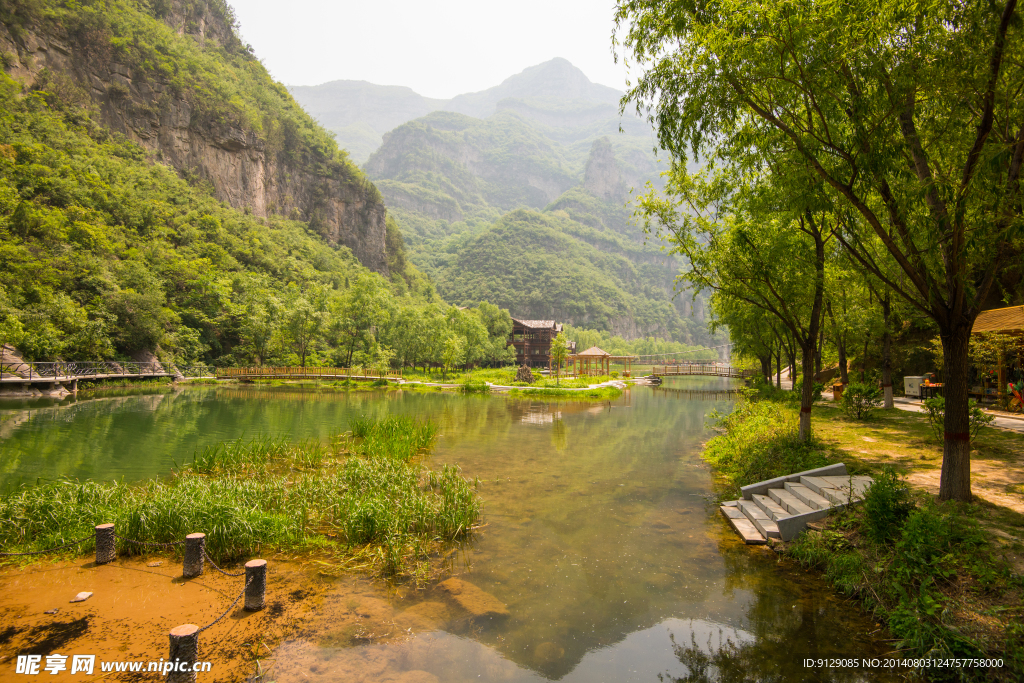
(216, 366), (402, 381)
(647, 363), (756, 380)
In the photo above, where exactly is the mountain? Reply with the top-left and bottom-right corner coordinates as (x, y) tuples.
(287, 81), (447, 164)
(365, 113), (711, 343)
(288, 58), (713, 344)
(442, 57), (621, 119)
(0, 0), (422, 365)
(289, 58), (655, 164)
(2, 0), (390, 273)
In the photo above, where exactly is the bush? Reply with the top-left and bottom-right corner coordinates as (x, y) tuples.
(922, 396), (995, 443)
(862, 466), (914, 545)
(703, 399), (834, 497)
(812, 381), (825, 402)
(840, 382), (882, 419)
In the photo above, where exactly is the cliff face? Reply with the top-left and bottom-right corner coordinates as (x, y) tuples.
(0, 2), (389, 274)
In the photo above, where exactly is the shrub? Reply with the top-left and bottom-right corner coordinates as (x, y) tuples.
(703, 399), (834, 497)
(922, 396), (995, 443)
(862, 466), (914, 545)
(812, 381), (825, 402)
(840, 382), (882, 419)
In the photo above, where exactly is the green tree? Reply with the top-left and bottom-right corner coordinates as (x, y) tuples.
(617, 0), (1024, 501)
(550, 331), (569, 385)
(635, 168), (835, 440)
(282, 284), (327, 367)
(441, 333), (465, 380)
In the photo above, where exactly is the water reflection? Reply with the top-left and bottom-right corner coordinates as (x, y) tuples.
(0, 379), (896, 681)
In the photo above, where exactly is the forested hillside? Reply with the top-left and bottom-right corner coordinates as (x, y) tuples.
(0, 0), (515, 369)
(1, 0), (390, 272)
(360, 98), (714, 344)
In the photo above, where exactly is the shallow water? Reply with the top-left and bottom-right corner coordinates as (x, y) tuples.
(0, 379), (898, 681)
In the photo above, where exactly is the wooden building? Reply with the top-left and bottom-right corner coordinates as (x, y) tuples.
(508, 319), (574, 368)
(971, 305), (1024, 404)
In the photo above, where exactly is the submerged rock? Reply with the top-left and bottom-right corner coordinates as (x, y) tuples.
(437, 578), (509, 620)
(394, 601), (451, 631)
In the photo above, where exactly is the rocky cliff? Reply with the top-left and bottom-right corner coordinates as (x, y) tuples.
(0, 0), (389, 274)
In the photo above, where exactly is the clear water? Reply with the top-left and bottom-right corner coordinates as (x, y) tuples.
(0, 380), (896, 681)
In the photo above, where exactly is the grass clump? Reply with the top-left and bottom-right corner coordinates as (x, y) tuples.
(0, 418), (478, 577)
(702, 395), (835, 498)
(789, 502), (1022, 678)
(506, 386), (622, 400)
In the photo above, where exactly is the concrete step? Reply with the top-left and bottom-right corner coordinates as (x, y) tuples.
(822, 476), (874, 497)
(752, 494), (789, 521)
(724, 464), (874, 544)
(768, 488), (815, 516)
(720, 504), (767, 544)
(783, 482), (831, 510)
(738, 499), (770, 521)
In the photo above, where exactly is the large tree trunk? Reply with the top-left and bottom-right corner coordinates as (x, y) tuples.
(775, 346), (781, 389)
(837, 335), (849, 385)
(799, 343), (815, 440)
(939, 324), (974, 502)
(881, 292), (893, 409)
(760, 353), (772, 383)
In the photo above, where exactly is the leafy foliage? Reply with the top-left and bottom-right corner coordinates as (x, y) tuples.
(840, 382), (883, 420)
(922, 397), (995, 443)
(862, 466), (914, 545)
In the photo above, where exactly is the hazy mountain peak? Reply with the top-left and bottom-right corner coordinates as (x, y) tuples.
(444, 58), (621, 119)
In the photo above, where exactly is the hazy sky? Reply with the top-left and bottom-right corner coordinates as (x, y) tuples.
(228, 0), (629, 98)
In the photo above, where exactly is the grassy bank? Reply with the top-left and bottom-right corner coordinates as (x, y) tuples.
(0, 417), (480, 577)
(506, 385), (622, 400)
(703, 389), (1024, 679)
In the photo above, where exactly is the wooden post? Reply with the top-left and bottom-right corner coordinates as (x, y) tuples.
(95, 523), (115, 565)
(183, 533), (205, 578)
(244, 559), (267, 611)
(167, 624), (199, 683)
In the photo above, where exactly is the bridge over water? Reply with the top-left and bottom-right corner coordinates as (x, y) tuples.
(647, 363), (756, 380)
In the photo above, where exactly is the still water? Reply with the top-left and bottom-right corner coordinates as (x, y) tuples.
(0, 380), (895, 681)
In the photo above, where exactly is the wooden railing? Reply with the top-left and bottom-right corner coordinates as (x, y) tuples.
(0, 361), (215, 382)
(217, 366), (403, 380)
(649, 364), (756, 379)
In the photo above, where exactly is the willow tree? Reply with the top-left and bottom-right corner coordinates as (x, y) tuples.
(616, 0), (1023, 501)
(637, 165), (836, 440)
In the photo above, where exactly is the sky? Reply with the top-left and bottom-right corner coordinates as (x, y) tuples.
(227, 0), (630, 99)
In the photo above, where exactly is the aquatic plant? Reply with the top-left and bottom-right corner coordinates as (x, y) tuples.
(0, 418), (477, 575)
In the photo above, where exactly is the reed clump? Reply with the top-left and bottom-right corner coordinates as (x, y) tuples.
(0, 418), (479, 576)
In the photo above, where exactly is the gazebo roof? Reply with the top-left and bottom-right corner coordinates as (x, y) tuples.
(973, 305), (1024, 334)
(576, 346), (611, 357)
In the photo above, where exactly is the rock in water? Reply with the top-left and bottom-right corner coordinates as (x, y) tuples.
(437, 578), (509, 620)
(515, 365), (534, 384)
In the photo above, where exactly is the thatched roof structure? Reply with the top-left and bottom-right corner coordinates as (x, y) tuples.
(973, 305), (1024, 334)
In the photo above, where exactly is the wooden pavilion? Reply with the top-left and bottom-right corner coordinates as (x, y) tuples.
(971, 305), (1024, 403)
(569, 346), (636, 377)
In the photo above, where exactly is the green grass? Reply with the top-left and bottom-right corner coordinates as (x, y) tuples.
(0, 418), (479, 576)
(506, 386), (622, 400)
(702, 394), (838, 499)
(789, 500), (1023, 680)
(705, 390), (1024, 679)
